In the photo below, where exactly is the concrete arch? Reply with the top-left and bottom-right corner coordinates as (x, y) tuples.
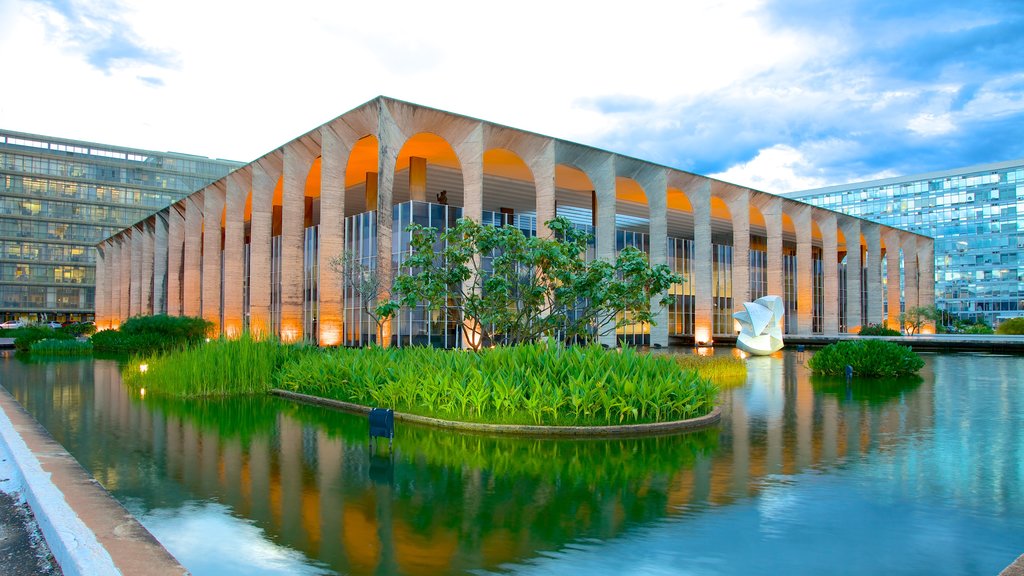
(345, 135), (380, 215)
(392, 132), (464, 207)
(482, 147), (535, 226)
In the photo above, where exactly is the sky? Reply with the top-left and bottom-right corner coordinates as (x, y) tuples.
(1, 0), (1022, 193)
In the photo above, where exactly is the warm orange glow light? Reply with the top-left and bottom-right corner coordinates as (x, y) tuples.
(694, 326), (712, 346)
(319, 324), (341, 347)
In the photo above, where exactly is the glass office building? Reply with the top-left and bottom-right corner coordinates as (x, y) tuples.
(0, 129), (241, 323)
(785, 159), (1024, 326)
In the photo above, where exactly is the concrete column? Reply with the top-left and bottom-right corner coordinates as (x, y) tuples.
(376, 106), (403, 346)
(727, 190), (750, 311)
(318, 128), (346, 346)
(864, 223), (883, 326)
(819, 214), (839, 335)
(142, 220), (154, 315)
(95, 244), (107, 329)
(591, 155), (616, 348)
(250, 160), (276, 338)
(130, 225), (143, 316)
(793, 206), (813, 334)
(167, 205), (184, 316)
(119, 233), (130, 321)
(885, 233), (902, 329)
(456, 124), (484, 223)
(532, 142), (556, 238)
(903, 235), (919, 313)
(222, 173), (246, 338)
(455, 125), (484, 350)
(281, 145), (313, 343)
(762, 197), (784, 297)
(840, 219), (861, 332)
(692, 180), (713, 344)
(408, 156), (427, 202)
(109, 239), (122, 326)
(153, 211), (168, 315)
(642, 168), (668, 347)
(183, 193), (204, 318)
(203, 182), (226, 336)
(917, 238), (934, 331)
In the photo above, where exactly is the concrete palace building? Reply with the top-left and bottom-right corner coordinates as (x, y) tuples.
(0, 129), (241, 323)
(785, 159), (1024, 327)
(94, 97), (933, 347)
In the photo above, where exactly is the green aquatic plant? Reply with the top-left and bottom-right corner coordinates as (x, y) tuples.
(29, 338), (93, 356)
(276, 343), (718, 426)
(807, 340), (924, 377)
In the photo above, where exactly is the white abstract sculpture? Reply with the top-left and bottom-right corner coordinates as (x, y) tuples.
(733, 295), (785, 355)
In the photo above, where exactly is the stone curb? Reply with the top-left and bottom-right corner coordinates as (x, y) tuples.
(270, 389), (721, 437)
(0, 388), (120, 576)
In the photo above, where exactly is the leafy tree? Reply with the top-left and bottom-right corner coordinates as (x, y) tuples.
(390, 217), (681, 349)
(898, 306), (939, 336)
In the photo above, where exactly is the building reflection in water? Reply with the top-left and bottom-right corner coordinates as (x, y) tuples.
(0, 351), (958, 575)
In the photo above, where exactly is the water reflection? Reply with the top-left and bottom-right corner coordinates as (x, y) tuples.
(1, 350), (1021, 575)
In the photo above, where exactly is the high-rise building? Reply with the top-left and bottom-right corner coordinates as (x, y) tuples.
(0, 129), (241, 323)
(785, 159), (1024, 326)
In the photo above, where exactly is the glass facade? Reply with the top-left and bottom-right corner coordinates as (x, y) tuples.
(787, 159), (1024, 326)
(0, 129), (240, 322)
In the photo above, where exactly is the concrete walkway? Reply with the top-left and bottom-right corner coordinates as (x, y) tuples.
(0, 387), (186, 575)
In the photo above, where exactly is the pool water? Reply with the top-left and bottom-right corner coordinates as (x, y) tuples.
(1, 350), (1021, 575)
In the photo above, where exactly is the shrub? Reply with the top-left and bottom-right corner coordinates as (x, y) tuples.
(807, 340), (924, 377)
(13, 326), (73, 352)
(91, 315), (212, 353)
(60, 322), (96, 337)
(858, 323), (901, 336)
(996, 317), (1024, 335)
(963, 323), (994, 335)
(672, 354), (747, 387)
(30, 338), (93, 355)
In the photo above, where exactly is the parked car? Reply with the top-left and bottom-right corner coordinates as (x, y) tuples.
(0, 320), (25, 329)
(45, 321), (62, 329)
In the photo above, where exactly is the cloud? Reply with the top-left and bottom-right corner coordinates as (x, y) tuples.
(1, 0), (1022, 187)
(28, 0), (174, 73)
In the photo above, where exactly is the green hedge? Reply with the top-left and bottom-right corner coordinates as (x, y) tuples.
(807, 340), (924, 377)
(996, 317), (1024, 335)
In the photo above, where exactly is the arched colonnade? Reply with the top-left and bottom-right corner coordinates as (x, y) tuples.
(94, 98), (935, 346)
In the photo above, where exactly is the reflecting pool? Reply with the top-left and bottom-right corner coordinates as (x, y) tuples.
(1, 350), (1021, 575)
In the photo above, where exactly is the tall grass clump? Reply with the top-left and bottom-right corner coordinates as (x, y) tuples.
(123, 335), (310, 398)
(807, 340), (924, 377)
(30, 338), (93, 356)
(276, 343), (718, 426)
(92, 314), (213, 354)
(672, 354), (747, 387)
